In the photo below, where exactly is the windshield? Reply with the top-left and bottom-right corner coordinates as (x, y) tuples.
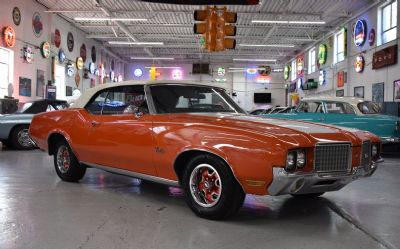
(358, 101), (382, 114)
(17, 102), (33, 113)
(150, 85), (245, 114)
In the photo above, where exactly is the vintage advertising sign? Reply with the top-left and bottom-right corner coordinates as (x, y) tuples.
(3, 26), (16, 47)
(318, 44), (327, 65)
(40, 42), (51, 58)
(355, 55), (365, 73)
(353, 19), (366, 47)
(372, 45), (397, 69)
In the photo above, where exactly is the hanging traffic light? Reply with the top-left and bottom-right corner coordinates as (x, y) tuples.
(215, 8), (237, 51)
(194, 6), (237, 52)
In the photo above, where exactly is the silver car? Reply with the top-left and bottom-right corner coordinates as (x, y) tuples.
(0, 99), (68, 150)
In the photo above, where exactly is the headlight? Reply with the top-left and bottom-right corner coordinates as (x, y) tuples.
(372, 144), (378, 157)
(285, 149), (306, 171)
(286, 151), (296, 171)
(296, 150), (306, 168)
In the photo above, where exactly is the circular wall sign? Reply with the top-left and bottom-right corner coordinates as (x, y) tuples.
(75, 72), (81, 87)
(3, 26), (16, 48)
(353, 20), (367, 47)
(91, 46), (96, 63)
(66, 63), (75, 77)
(32, 12), (43, 37)
(40, 42), (51, 58)
(134, 68), (143, 77)
(369, 28), (375, 46)
(67, 32), (74, 52)
(89, 63), (95, 74)
(258, 65), (272, 76)
(355, 55), (365, 73)
(58, 49), (66, 64)
(80, 44), (87, 62)
(318, 44), (327, 65)
(54, 29), (61, 48)
(12, 7), (21, 26)
(76, 57), (84, 70)
(284, 65), (290, 80)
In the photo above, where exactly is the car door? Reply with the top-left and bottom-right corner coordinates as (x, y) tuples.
(80, 85), (157, 176)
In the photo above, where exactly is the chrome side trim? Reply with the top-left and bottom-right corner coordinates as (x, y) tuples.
(82, 161), (180, 187)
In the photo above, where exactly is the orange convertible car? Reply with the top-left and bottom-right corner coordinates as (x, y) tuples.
(29, 81), (383, 219)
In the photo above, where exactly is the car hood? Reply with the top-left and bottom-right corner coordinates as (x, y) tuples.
(168, 113), (369, 146)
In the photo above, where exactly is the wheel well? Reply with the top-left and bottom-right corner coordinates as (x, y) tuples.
(8, 124), (30, 140)
(48, 133), (67, 155)
(174, 150), (236, 184)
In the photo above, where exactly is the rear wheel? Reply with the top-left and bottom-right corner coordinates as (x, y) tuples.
(182, 154), (245, 220)
(10, 125), (35, 150)
(54, 140), (86, 182)
(291, 192), (325, 198)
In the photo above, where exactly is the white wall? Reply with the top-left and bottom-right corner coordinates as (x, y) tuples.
(286, 1), (400, 103)
(0, 0), (124, 103)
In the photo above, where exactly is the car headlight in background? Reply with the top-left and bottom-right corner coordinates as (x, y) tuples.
(285, 149), (306, 172)
(372, 143), (378, 158)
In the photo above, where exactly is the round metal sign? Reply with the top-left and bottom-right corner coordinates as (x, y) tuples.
(258, 65), (272, 76)
(58, 49), (66, 64)
(67, 32), (74, 52)
(80, 44), (87, 62)
(91, 46), (96, 63)
(40, 42), (51, 58)
(12, 7), (21, 26)
(54, 29), (61, 48)
(369, 28), (375, 46)
(24, 46), (34, 63)
(284, 65), (290, 80)
(32, 12), (43, 37)
(89, 62), (95, 74)
(75, 71), (81, 88)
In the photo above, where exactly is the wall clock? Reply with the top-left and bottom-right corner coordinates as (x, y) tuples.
(12, 7), (21, 26)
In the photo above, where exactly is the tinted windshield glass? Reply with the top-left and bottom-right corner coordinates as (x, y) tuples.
(358, 102), (382, 114)
(150, 85), (245, 114)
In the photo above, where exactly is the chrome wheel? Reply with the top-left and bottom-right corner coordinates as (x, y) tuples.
(189, 164), (222, 208)
(17, 128), (33, 148)
(56, 145), (71, 174)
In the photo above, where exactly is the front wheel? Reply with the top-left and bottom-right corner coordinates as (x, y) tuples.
(182, 154), (245, 220)
(10, 125), (35, 150)
(54, 140), (86, 182)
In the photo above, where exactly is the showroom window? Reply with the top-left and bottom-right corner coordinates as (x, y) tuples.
(378, 0), (397, 45)
(333, 29), (346, 64)
(291, 59), (297, 80)
(85, 85), (147, 115)
(0, 47), (14, 98)
(308, 47), (316, 74)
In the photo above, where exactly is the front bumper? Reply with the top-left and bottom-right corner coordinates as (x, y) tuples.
(267, 159), (382, 196)
(382, 137), (400, 143)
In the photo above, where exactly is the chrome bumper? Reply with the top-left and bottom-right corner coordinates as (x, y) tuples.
(267, 159), (382, 196)
(382, 137), (400, 143)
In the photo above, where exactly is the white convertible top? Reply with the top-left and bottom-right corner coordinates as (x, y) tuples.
(302, 96), (365, 105)
(72, 80), (224, 108)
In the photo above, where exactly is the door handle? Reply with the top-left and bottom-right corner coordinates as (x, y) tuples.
(91, 121), (100, 126)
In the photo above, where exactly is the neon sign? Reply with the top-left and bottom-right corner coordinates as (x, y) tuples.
(296, 56), (304, 76)
(353, 20), (367, 47)
(284, 65), (290, 80)
(134, 68), (143, 77)
(217, 67), (225, 76)
(3, 26), (16, 47)
(355, 55), (364, 73)
(318, 44), (327, 65)
(246, 68), (257, 75)
(172, 69), (183, 80)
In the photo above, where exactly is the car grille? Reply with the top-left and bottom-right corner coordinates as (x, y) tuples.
(361, 141), (371, 167)
(314, 143), (351, 174)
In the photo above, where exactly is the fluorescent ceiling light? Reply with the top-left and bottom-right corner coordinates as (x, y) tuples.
(108, 41), (164, 45)
(144, 66), (181, 69)
(131, 57), (174, 60)
(74, 17), (147, 22)
(239, 44), (295, 48)
(273, 69), (283, 72)
(233, 58), (277, 62)
(228, 67), (247, 70)
(251, 20), (325, 25)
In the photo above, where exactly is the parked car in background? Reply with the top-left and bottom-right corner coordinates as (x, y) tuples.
(0, 99), (68, 150)
(263, 97), (400, 143)
(249, 108), (272, 115)
(30, 81), (382, 220)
